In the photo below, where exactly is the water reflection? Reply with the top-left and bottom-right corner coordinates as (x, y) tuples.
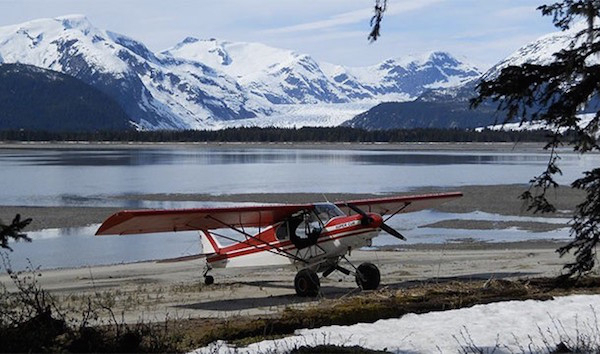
(0, 148), (566, 167)
(2, 147), (598, 208)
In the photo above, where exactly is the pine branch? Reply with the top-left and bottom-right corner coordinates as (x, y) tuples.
(368, 0), (387, 42)
(0, 214), (32, 251)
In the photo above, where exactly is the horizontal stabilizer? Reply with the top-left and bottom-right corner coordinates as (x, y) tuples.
(156, 254), (206, 263)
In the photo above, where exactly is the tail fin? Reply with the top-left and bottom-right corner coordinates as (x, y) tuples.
(200, 231), (222, 255)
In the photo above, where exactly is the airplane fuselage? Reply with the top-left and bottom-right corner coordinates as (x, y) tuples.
(206, 212), (384, 270)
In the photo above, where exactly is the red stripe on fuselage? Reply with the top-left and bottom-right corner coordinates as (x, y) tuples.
(214, 214), (366, 254)
(207, 225), (377, 263)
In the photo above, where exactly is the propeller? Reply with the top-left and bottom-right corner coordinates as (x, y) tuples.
(346, 203), (373, 224)
(346, 203), (406, 241)
(379, 222), (406, 240)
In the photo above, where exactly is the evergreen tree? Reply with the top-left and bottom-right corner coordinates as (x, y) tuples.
(0, 214), (32, 251)
(472, 1), (600, 276)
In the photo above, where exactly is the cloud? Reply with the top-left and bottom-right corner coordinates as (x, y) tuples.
(262, 0), (444, 35)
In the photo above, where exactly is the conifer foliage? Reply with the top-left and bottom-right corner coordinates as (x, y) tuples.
(0, 214), (32, 251)
(472, 1), (600, 276)
(368, 0), (387, 42)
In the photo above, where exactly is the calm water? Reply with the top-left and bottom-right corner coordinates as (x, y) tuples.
(1, 146), (598, 207)
(1, 146), (598, 271)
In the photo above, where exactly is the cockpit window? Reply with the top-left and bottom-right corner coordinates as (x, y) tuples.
(275, 217), (301, 240)
(275, 205), (345, 244)
(313, 203), (345, 225)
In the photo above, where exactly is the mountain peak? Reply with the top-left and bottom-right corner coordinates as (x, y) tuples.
(427, 51), (455, 61)
(180, 36), (200, 45)
(54, 14), (91, 29)
(386, 51), (462, 67)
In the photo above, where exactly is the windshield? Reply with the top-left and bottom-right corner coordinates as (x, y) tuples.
(276, 204), (346, 242)
(313, 203), (345, 225)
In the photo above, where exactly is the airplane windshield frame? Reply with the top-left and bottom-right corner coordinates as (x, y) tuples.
(275, 204), (346, 242)
(313, 203), (345, 225)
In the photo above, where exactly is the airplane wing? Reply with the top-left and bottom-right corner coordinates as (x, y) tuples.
(336, 192), (462, 217)
(96, 192), (462, 236)
(95, 204), (313, 236)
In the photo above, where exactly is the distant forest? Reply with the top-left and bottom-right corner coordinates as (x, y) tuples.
(0, 127), (556, 143)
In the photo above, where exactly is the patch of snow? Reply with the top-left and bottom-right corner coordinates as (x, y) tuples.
(194, 295), (600, 353)
(478, 113), (597, 133)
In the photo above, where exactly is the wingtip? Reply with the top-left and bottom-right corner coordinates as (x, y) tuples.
(94, 211), (132, 236)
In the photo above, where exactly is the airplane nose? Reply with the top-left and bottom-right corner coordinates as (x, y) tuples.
(371, 212), (406, 240)
(345, 202), (405, 240)
(369, 213), (383, 227)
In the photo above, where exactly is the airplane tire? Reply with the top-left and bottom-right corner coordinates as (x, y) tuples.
(355, 262), (380, 290)
(294, 269), (320, 297)
(204, 275), (214, 285)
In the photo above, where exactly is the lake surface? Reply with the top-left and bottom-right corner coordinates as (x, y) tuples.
(1, 146), (598, 207)
(1, 145), (598, 271)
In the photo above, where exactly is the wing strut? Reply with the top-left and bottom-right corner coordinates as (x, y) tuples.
(384, 202), (411, 222)
(205, 215), (309, 264)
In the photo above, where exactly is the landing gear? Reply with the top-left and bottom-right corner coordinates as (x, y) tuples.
(293, 260), (380, 296)
(355, 262), (380, 290)
(203, 264), (214, 286)
(294, 268), (320, 297)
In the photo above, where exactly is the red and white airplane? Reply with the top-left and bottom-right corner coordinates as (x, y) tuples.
(96, 192), (461, 297)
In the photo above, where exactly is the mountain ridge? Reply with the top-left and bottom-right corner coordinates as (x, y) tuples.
(344, 22), (593, 130)
(0, 15), (481, 130)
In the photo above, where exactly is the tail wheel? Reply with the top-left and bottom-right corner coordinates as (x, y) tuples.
(355, 262), (380, 290)
(294, 268), (320, 297)
(204, 275), (214, 285)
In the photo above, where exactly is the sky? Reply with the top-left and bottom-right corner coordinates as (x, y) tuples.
(0, 0), (558, 70)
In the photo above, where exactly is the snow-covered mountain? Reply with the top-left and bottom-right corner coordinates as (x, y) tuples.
(0, 15), (262, 129)
(0, 15), (481, 130)
(163, 38), (349, 105)
(322, 52), (480, 100)
(484, 20), (595, 80)
(346, 22), (598, 131)
(165, 37), (481, 107)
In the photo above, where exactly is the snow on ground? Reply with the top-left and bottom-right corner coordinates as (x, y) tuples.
(194, 295), (600, 353)
(478, 113), (596, 134)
